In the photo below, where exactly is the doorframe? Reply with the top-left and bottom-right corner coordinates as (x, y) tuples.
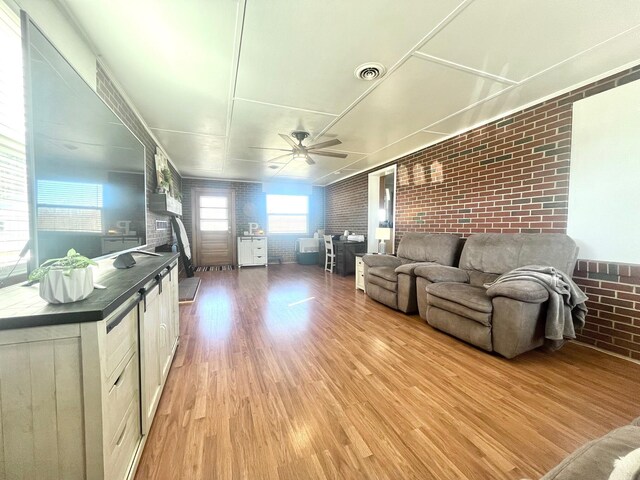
(191, 187), (236, 266)
(367, 165), (397, 254)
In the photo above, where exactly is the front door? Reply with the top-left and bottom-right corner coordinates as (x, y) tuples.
(193, 189), (235, 266)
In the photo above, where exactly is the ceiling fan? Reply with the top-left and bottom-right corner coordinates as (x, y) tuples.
(251, 131), (347, 165)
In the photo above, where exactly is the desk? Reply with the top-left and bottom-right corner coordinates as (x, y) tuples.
(320, 240), (367, 276)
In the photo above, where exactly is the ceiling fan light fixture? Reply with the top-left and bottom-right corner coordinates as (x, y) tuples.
(292, 152), (307, 160)
(354, 62), (386, 81)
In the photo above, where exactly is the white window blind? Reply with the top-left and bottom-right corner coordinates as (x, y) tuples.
(0, 3), (29, 277)
(266, 194), (309, 234)
(36, 179), (103, 232)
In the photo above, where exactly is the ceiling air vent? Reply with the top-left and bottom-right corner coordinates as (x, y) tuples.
(354, 63), (386, 81)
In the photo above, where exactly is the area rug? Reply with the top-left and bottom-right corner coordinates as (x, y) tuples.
(194, 265), (235, 272)
(178, 277), (201, 303)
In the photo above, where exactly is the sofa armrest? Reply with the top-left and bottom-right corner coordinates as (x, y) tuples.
(485, 280), (549, 304)
(362, 254), (402, 268)
(395, 262), (437, 275)
(413, 265), (469, 283)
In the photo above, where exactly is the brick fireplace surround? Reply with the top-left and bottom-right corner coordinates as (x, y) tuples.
(326, 65), (640, 361)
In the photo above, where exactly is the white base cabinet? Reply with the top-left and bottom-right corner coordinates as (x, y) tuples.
(237, 236), (268, 267)
(0, 259), (180, 480)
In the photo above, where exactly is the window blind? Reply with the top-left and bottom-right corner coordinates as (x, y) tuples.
(0, 3), (29, 276)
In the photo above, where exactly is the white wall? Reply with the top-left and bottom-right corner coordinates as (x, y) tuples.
(12, 0), (96, 89)
(568, 79), (640, 264)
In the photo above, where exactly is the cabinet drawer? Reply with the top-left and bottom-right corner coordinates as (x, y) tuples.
(105, 301), (139, 379)
(253, 254), (266, 263)
(105, 352), (138, 444)
(106, 398), (141, 480)
(253, 238), (266, 246)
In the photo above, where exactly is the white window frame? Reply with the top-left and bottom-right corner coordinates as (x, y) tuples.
(266, 194), (309, 235)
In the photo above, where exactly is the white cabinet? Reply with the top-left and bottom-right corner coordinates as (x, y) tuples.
(355, 255), (365, 292)
(0, 259), (180, 480)
(139, 263), (179, 435)
(237, 236), (268, 267)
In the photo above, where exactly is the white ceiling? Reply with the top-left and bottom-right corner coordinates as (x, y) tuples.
(60, 0), (640, 185)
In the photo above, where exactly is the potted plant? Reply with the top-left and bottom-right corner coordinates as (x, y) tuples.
(29, 249), (97, 304)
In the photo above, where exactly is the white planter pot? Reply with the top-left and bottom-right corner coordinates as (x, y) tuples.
(39, 267), (94, 304)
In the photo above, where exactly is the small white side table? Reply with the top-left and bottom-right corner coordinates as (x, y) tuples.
(355, 255), (365, 292)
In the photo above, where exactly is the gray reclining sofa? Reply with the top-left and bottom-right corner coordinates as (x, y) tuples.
(414, 233), (579, 358)
(363, 233), (462, 313)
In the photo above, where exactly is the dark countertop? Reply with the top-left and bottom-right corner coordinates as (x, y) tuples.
(0, 252), (179, 331)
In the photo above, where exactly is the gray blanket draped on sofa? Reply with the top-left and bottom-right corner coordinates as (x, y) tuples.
(485, 265), (588, 349)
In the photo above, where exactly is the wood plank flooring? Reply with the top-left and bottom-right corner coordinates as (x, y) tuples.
(134, 264), (640, 480)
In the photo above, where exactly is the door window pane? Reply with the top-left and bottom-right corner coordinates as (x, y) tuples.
(200, 220), (228, 232)
(200, 196), (227, 208)
(200, 207), (228, 220)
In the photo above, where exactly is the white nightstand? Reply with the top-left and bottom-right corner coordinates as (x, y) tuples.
(355, 255), (365, 292)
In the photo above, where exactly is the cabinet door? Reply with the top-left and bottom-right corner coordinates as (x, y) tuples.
(170, 265), (180, 344)
(158, 274), (173, 381)
(140, 284), (162, 433)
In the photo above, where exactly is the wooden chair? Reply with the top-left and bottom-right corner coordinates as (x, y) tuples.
(323, 235), (335, 273)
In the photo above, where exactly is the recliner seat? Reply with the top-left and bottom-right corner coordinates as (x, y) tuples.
(414, 233), (579, 358)
(363, 233), (462, 313)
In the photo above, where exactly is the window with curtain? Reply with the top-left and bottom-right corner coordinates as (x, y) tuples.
(0, 3), (29, 280)
(266, 194), (309, 234)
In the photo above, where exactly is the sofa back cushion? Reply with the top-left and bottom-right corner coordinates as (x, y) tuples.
(459, 233), (579, 277)
(397, 233), (461, 266)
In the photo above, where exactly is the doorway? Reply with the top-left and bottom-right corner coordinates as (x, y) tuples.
(192, 188), (236, 266)
(367, 165), (396, 254)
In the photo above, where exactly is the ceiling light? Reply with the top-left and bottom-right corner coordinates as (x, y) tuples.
(354, 62), (386, 81)
(268, 165), (279, 169)
(293, 152), (306, 160)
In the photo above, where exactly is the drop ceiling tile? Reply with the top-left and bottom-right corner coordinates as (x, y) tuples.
(315, 130), (445, 185)
(235, 0), (463, 114)
(428, 27), (640, 136)
(326, 57), (510, 154)
(151, 129), (225, 176)
(418, 0), (640, 82)
(63, 0), (239, 136)
(227, 99), (337, 164)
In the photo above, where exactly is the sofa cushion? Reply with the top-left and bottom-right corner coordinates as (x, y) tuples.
(395, 262), (437, 276)
(427, 293), (492, 326)
(468, 270), (500, 287)
(396, 233), (461, 265)
(368, 267), (398, 292)
(427, 282), (493, 313)
(414, 265), (469, 284)
(369, 266), (398, 282)
(541, 425), (640, 480)
(459, 233), (579, 276)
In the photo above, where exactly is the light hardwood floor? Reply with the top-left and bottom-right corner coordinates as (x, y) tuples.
(135, 264), (640, 480)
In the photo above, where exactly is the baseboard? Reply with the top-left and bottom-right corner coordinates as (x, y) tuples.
(571, 340), (640, 365)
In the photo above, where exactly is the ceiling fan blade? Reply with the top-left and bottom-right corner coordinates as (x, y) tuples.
(278, 133), (298, 149)
(305, 155), (316, 165)
(306, 138), (342, 150)
(307, 149), (348, 159)
(267, 153), (293, 162)
(249, 146), (292, 152)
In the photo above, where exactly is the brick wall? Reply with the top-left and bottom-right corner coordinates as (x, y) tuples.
(96, 63), (182, 250)
(574, 262), (640, 360)
(324, 66), (640, 360)
(182, 178), (324, 264)
(325, 172), (368, 235)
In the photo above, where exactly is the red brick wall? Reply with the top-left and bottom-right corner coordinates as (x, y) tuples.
(325, 172), (368, 235)
(574, 262), (640, 360)
(325, 65), (640, 359)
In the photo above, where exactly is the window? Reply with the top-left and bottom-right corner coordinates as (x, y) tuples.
(199, 195), (228, 232)
(266, 194), (308, 234)
(0, 3), (29, 280)
(36, 180), (103, 233)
